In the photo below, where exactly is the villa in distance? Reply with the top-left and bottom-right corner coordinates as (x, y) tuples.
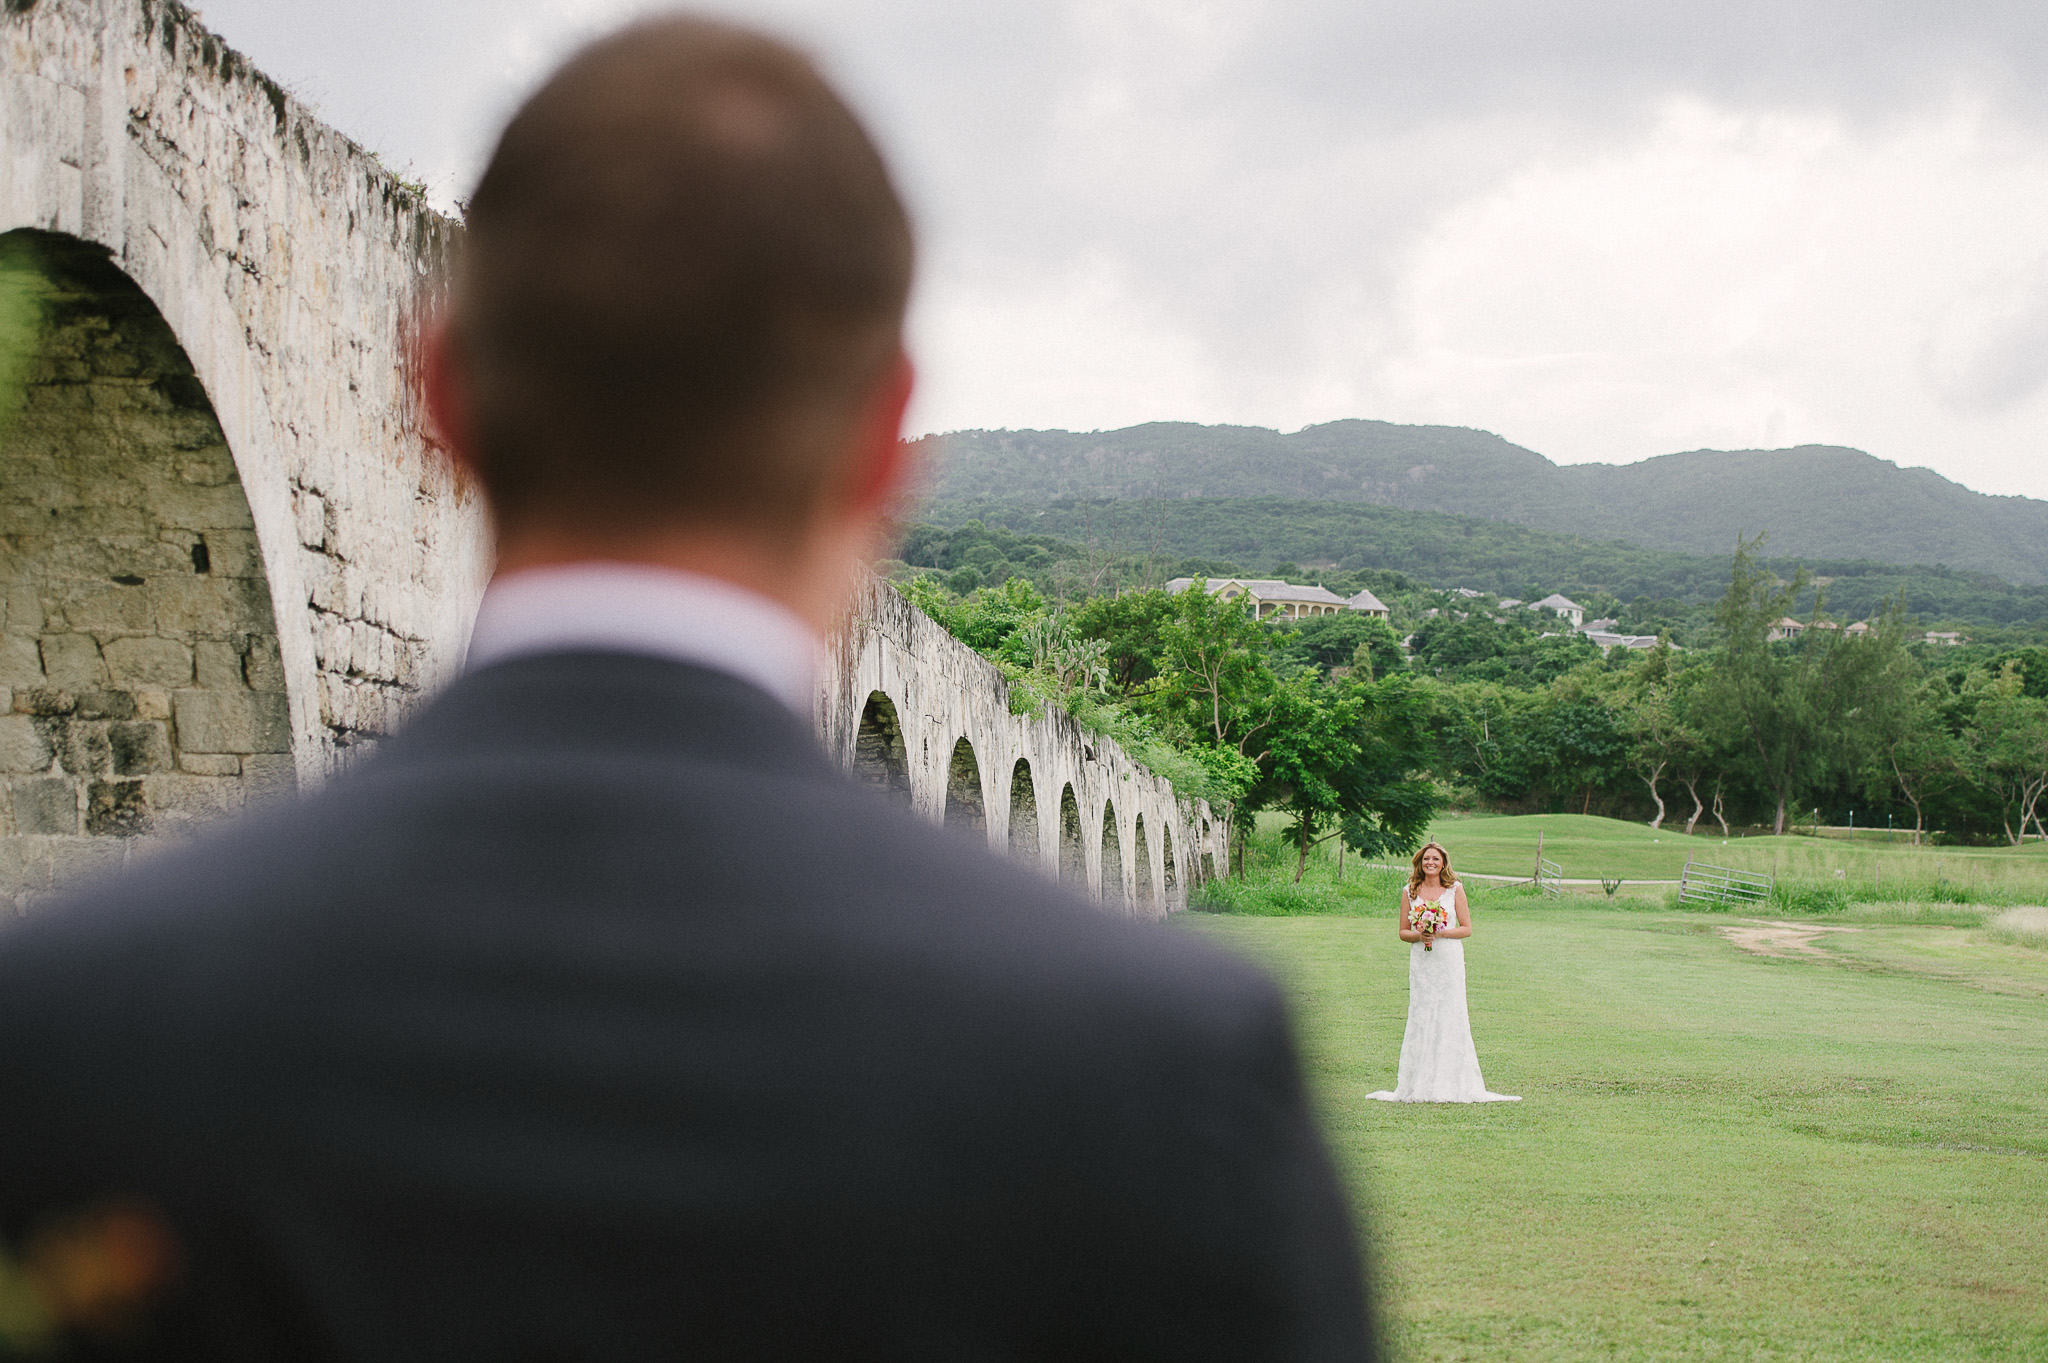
(1168, 577), (1969, 652)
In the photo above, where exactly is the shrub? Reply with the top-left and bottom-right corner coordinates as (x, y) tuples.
(1189, 823), (1407, 915)
(1193, 877), (1347, 916)
(1772, 879), (1853, 916)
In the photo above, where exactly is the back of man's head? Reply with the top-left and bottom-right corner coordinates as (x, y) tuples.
(450, 16), (913, 543)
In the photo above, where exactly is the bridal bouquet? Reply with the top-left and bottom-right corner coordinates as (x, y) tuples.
(1410, 902), (1450, 949)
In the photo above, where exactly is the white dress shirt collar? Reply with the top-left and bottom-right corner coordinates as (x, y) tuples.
(464, 562), (820, 718)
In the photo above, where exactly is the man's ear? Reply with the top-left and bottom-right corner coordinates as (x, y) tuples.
(842, 349), (917, 514)
(420, 312), (479, 476)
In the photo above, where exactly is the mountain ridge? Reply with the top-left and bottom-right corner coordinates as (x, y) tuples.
(919, 495), (2048, 627)
(916, 421), (2048, 585)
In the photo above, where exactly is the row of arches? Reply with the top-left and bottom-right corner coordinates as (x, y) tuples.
(4, 0), (1223, 920)
(853, 691), (1192, 913)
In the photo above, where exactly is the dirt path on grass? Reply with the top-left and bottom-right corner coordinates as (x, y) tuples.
(1718, 920), (1867, 958)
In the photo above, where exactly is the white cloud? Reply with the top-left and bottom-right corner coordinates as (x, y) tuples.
(1350, 98), (2048, 494)
(191, 1), (2048, 499)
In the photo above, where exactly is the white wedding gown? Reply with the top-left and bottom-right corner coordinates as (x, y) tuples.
(1368, 892), (1520, 1104)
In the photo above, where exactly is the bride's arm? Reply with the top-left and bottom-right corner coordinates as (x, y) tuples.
(1437, 883), (1474, 939)
(1397, 892), (1424, 942)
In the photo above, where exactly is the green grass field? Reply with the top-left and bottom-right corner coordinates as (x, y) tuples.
(1412, 812), (2048, 902)
(1177, 903), (2048, 1360)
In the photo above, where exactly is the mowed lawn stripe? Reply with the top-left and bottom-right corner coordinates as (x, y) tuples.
(1182, 907), (2048, 1361)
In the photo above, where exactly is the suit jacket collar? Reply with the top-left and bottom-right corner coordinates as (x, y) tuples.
(464, 564), (818, 719)
(383, 651), (835, 778)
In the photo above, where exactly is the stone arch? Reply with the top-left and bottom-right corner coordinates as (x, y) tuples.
(853, 691), (910, 801)
(3, 1), (1233, 917)
(2, 230), (295, 899)
(818, 579), (1227, 912)
(1057, 783), (1085, 886)
(1132, 815), (1154, 912)
(1099, 801), (1125, 911)
(1162, 828), (1179, 904)
(943, 735), (984, 837)
(1007, 758), (1038, 862)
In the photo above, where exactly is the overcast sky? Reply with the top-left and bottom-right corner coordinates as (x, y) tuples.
(195, 0), (2048, 500)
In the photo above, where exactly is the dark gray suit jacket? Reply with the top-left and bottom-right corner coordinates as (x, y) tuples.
(0, 654), (1372, 1361)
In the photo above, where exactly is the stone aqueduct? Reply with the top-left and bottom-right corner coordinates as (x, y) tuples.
(0, 0), (1224, 914)
(821, 578), (1223, 913)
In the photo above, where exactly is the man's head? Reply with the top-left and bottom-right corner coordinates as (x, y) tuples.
(429, 15), (917, 623)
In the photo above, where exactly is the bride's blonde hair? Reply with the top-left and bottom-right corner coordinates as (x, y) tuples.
(1408, 842), (1456, 895)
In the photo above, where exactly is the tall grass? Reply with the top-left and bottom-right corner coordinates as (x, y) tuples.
(1800, 873), (2028, 911)
(1664, 865), (2040, 916)
(1987, 906), (2048, 950)
(1835, 901), (1999, 927)
(1712, 838), (2048, 903)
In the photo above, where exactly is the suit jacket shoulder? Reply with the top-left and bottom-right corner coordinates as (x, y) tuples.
(0, 654), (1372, 1361)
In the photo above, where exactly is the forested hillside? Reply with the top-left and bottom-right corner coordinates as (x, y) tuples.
(919, 497), (2048, 627)
(899, 541), (2048, 846)
(916, 422), (2048, 585)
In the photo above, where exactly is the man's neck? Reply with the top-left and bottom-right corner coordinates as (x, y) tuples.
(491, 521), (875, 641)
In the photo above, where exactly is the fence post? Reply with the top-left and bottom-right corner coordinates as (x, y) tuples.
(1533, 831), (1544, 887)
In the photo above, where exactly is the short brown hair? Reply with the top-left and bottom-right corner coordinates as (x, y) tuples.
(450, 16), (913, 536)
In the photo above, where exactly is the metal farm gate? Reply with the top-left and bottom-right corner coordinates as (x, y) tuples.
(1677, 858), (1774, 909)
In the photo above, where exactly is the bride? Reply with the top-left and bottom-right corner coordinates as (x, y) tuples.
(1368, 842), (1519, 1104)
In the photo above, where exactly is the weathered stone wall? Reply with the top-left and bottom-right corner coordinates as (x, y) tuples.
(0, 0), (490, 909)
(0, 0), (494, 787)
(0, 0), (1221, 915)
(1, 231), (294, 897)
(820, 575), (1226, 917)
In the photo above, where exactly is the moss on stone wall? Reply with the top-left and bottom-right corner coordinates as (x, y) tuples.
(0, 235), (42, 444)
(1, 231), (290, 907)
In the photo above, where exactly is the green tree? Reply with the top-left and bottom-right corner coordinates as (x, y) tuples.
(896, 519), (1072, 592)
(1335, 675), (1442, 863)
(1411, 614), (1527, 674)
(1983, 646), (2048, 699)
(1426, 681), (1538, 804)
(1967, 663), (2048, 845)
(1271, 613), (1405, 679)
(1250, 675), (1360, 882)
(1618, 641), (1696, 829)
(1700, 535), (1889, 834)
(900, 574), (1050, 657)
(1148, 580), (1280, 755)
(1247, 674), (1441, 882)
(1861, 628), (1966, 844)
(1522, 673), (1628, 814)
(1410, 612), (1601, 688)
(1140, 581), (1288, 874)
(1070, 589), (1174, 693)
(1667, 666), (1730, 834)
